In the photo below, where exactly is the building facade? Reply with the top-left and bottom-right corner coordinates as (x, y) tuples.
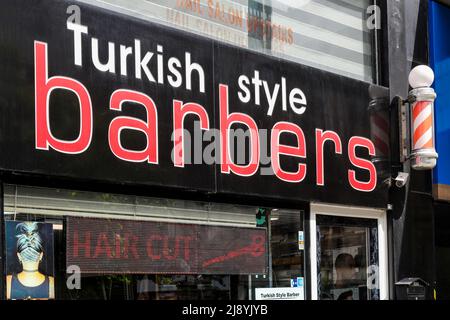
(0, 0), (442, 300)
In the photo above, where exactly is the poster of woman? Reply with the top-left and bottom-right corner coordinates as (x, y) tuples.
(5, 221), (55, 300)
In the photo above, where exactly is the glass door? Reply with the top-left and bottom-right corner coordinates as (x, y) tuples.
(310, 204), (388, 300)
(316, 216), (380, 300)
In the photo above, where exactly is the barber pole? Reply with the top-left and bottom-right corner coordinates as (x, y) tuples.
(408, 65), (438, 170)
(412, 101), (434, 151)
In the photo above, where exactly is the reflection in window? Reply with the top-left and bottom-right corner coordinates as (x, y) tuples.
(271, 209), (305, 288)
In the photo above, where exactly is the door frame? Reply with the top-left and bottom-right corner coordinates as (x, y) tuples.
(309, 202), (389, 300)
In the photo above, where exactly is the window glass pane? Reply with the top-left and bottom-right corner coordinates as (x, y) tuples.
(3, 185), (307, 300)
(4, 185), (256, 227)
(82, 0), (375, 82)
(271, 209), (304, 288)
(252, 209), (306, 300)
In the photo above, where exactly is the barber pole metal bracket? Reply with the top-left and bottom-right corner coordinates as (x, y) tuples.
(399, 97), (409, 164)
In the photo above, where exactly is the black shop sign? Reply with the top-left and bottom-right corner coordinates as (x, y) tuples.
(0, 0), (391, 208)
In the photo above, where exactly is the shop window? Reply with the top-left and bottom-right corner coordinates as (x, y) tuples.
(3, 184), (306, 300)
(252, 209), (306, 300)
(270, 209), (305, 288)
(82, 0), (377, 82)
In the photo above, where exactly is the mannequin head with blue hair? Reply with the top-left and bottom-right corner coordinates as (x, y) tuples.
(15, 222), (44, 271)
(6, 221), (54, 300)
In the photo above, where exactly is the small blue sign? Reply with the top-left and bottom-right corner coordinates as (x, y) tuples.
(290, 277), (304, 288)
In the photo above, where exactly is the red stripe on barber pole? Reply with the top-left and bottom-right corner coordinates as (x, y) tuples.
(412, 101), (434, 150)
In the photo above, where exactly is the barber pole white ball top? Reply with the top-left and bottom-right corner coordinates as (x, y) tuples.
(409, 65), (435, 89)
